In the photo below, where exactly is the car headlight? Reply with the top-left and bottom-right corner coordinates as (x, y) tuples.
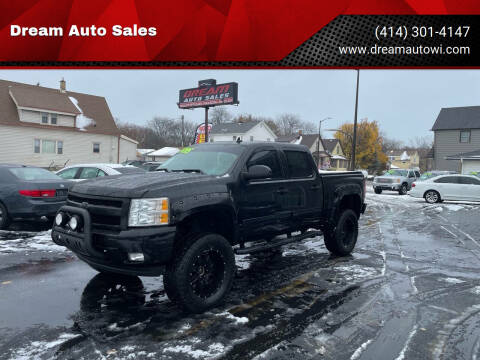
(128, 197), (169, 227)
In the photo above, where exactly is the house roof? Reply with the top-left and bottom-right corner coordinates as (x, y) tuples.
(322, 138), (339, 153)
(210, 121), (260, 135)
(432, 106), (480, 131)
(276, 135), (297, 143)
(445, 149), (480, 160)
(9, 86), (81, 115)
(0, 79), (121, 136)
(387, 149), (417, 157)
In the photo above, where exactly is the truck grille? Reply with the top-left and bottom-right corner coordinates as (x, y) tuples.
(378, 178), (393, 183)
(67, 193), (128, 231)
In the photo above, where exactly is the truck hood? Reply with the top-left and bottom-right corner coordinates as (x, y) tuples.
(70, 172), (219, 198)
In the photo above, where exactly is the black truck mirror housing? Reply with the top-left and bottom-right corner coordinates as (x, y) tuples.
(243, 165), (272, 181)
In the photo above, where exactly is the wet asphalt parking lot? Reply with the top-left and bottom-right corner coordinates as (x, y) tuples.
(2, 186), (480, 359)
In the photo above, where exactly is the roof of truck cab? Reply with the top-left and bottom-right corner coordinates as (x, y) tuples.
(194, 142), (310, 151)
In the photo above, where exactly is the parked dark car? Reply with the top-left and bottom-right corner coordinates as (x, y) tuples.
(141, 162), (163, 172)
(52, 143), (366, 313)
(122, 160), (145, 168)
(0, 164), (73, 229)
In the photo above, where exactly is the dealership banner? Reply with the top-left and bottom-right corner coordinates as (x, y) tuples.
(179, 83), (238, 109)
(1, 1), (480, 66)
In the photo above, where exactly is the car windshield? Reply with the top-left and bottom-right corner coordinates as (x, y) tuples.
(116, 167), (146, 175)
(419, 172), (434, 180)
(159, 147), (241, 176)
(383, 169), (408, 177)
(9, 167), (62, 181)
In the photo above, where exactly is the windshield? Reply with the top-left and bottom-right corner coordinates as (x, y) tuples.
(116, 167), (146, 175)
(9, 167), (62, 181)
(383, 169), (408, 177)
(159, 147), (240, 176)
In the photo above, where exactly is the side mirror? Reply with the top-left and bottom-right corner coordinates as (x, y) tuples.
(243, 165), (272, 181)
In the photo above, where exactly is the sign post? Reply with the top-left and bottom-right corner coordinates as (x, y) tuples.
(178, 79), (239, 144)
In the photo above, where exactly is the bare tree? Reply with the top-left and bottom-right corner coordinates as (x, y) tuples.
(148, 116), (197, 147)
(210, 107), (233, 125)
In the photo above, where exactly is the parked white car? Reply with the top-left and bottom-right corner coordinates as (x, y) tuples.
(56, 163), (145, 182)
(409, 174), (480, 203)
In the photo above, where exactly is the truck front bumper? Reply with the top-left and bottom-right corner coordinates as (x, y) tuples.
(373, 182), (401, 191)
(51, 205), (176, 276)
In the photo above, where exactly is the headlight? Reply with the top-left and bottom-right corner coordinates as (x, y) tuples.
(68, 215), (81, 230)
(55, 213), (64, 226)
(128, 197), (169, 227)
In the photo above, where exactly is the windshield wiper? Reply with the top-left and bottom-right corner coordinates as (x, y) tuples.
(171, 169), (205, 174)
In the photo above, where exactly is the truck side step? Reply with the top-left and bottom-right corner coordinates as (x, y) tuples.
(234, 230), (323, 255)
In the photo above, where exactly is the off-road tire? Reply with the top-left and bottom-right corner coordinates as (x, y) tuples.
(165, 233), (235, 313)
(374, 188), (382, 194)
(425, 190), (441, 204)
(399, 183), (408, 195)
(0, 202), (11, 230)
(323, 209), (358, 256)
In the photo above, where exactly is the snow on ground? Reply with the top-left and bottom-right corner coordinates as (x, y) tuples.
(8, 333), (80, 360)
(0, 230), (67, 255)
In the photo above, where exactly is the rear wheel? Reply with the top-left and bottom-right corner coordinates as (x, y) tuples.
(425, 190), (440, 204)
(165, 233), (235, 313)
(374, 188), (382, 194)
(0, 203), (11, 230)
(324, 209), (358, 256)
(399, 183), (408, 195)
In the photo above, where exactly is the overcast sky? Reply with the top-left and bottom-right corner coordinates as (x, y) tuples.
(0, 69), (479, 143)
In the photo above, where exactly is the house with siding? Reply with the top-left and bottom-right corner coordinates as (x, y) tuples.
(209, 121), (277, 143)
(431, 106), (480, 171)
(0, 79), (137, 168)
(322, 139), (349, 171)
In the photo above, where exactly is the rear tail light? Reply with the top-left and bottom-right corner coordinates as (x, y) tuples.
(412, 183), (416, 187)
(19, 189), (56, 197)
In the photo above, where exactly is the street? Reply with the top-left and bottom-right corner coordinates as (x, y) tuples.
(2, 187), (480, 359)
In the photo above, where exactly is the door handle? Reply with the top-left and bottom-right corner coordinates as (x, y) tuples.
(310, 185), (321, 190)
(275, 188), (289, 194)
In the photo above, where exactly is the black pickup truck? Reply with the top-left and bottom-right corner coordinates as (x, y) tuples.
(52, 142), (366, 312)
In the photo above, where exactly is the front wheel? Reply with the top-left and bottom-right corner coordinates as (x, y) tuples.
(425, 190), (440, 204)
(399, 184), (408, 195)
(165, 233), (235, 313)
(374, 188), (382, 194)
(324, 209), (358, 256)
(0, 202), (11, 230)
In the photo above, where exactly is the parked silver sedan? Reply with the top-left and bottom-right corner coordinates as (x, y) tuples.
(56, 163), (145, 182)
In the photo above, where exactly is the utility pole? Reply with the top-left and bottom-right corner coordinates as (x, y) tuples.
(181, 115), (185, 147)
(204, 107), (209, 143)
(351, 70), (360, 171)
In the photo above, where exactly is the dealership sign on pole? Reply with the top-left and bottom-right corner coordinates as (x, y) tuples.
(178, 79), (239, 143)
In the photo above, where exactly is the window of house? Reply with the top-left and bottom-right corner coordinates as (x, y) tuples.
(57, 141), (63, 154)
(285, 151), (314, 178)
(34, 139), (40, 153)
(247, 150), (282, 179)
(250, 136), (254, 142)
(41, 140), (56, 154)
(41, 113), (48, 124)
(93, 143), (100, 153)
(51, 114), (57, 125)
(460, 130), (471, 143)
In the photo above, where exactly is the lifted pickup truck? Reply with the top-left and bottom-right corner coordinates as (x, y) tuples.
(52, 142), (366, 313)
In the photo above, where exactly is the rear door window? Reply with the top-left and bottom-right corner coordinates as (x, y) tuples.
(79, 167), (100, 179)
(434, 176), (460, 184)
(247, 150), (283, 179)
(284, 151), (314, 178)
(57, 167), (79, 179)
(459, 176), (480, 185)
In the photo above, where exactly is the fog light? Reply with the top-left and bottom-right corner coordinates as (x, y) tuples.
(128, 253), (144, 262)
(55, 213), (64, 226)
(68, 215), (80, 230)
